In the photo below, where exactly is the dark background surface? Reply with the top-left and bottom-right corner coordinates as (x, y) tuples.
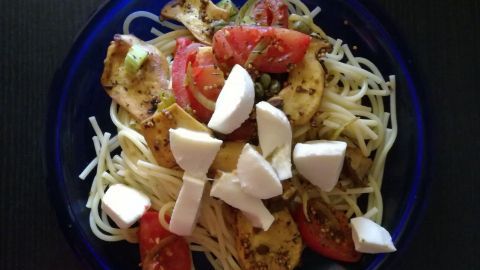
(1, 0), (479, 269)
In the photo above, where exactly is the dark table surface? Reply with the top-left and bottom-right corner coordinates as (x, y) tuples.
(1, 0), (479, 269)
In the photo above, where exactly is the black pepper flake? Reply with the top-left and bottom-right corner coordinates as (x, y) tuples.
(256, 244), (270, 255)
(147, 97), (160, 115)
(240, 237), (250, 249)
(320, 60), (328, 74)
(286, 62), (295, 72)
(252, 227), (262, 234)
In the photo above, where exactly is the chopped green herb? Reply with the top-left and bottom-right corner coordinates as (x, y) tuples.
(124, 44), (148, 73)
(157, 92), (176, 111)
(211, 20), (228, 33)
(217, 0), (238, 17)
(244, 37), (271, 68)
(235, 0), (257, 25)
(291, 20), (311, 34)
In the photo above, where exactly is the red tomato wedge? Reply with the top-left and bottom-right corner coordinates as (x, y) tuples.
(224, 119), (257, 141)
(212, 26), (311, 73)
(172, 38), (202, 109)
(173, 37), (193, 57)
(138, 211), (192, 270)
(251, 0), (289, 27)
(172, 38), (224, 122)
(189, 47), (225, 102)
(292, 199), (362, 263)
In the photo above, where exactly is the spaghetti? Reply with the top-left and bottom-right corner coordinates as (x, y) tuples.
(79, 1), (397, 269)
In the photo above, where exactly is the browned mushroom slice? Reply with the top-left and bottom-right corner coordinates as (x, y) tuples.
(161, 0), (229, 45)
(278, 39), (331, 126)
(233, 206), (303, 270)
(210, 142), (262, 172)
(101, 34), (170, 121)
(141, 103), (211, 168)
(210, 141), (246, 172)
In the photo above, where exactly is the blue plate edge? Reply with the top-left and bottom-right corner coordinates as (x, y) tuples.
(45, 1), (126, 269)
(43, 0), (430, 269)
(353, 0), (431, 269)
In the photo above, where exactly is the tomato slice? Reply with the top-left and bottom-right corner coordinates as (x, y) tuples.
(190, 47), (225, 103)
(292, 199), (362, 263)
(172, 39), (202, 109)
(172, 38), (224, 122)
(212, 26), (311, 73)
(251, 0), (289, 27)
(191, 65), (223, 100)
(173, 37), (193, 57)
(138, 211), (192, 270)
(224, 119), (257, 141)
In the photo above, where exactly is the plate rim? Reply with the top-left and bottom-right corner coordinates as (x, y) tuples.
(44, 0), (428, 269)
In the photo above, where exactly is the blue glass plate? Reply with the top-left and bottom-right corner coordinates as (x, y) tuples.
(46, 0), (426, 269)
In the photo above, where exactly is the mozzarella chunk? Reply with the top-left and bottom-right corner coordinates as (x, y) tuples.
(169, 174), (206, 236)
(236, 144), (282, 199)
(101, 184), (151, 229)
(169, 127), (222, 177)
(256, 101), (292, 180)
(269, 144), (292, 180)
(256, 101), (292, 157)
(351, 217), (396, 253)
(210, 172), (274, 230)
(208, 64), (255, 134)
(293, 140), (347, 191)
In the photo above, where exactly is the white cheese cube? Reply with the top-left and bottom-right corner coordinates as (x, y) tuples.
(236, 144), (282, 199)
(169, 128), (222, 177)
(243, 212), (273, 230)
(101, 184), (151, 229)
(269, 144), (292, 180)
(169, 174), (206, 236)
(210, 172), (274, 231)
(256, 101), (292, 180)
(293, 140), (347, 191)
(351, 217), (397, 253)
(208, 64), (255, 134)
(256, 101), (291, 157)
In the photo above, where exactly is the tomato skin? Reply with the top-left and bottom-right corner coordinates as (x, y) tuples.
(292, 201), (362, 263)
(251, 0), (289, 27)
(190, 48), (225, 102)
(212, 26), (262, 72)
(138, 211), (191, 270)
(172, 39), (224, 122)
(173, 37), (193, 57)
(212, 26), (311, 73)
(191, 65), (223, 100)
(172, 40), (202, 109)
